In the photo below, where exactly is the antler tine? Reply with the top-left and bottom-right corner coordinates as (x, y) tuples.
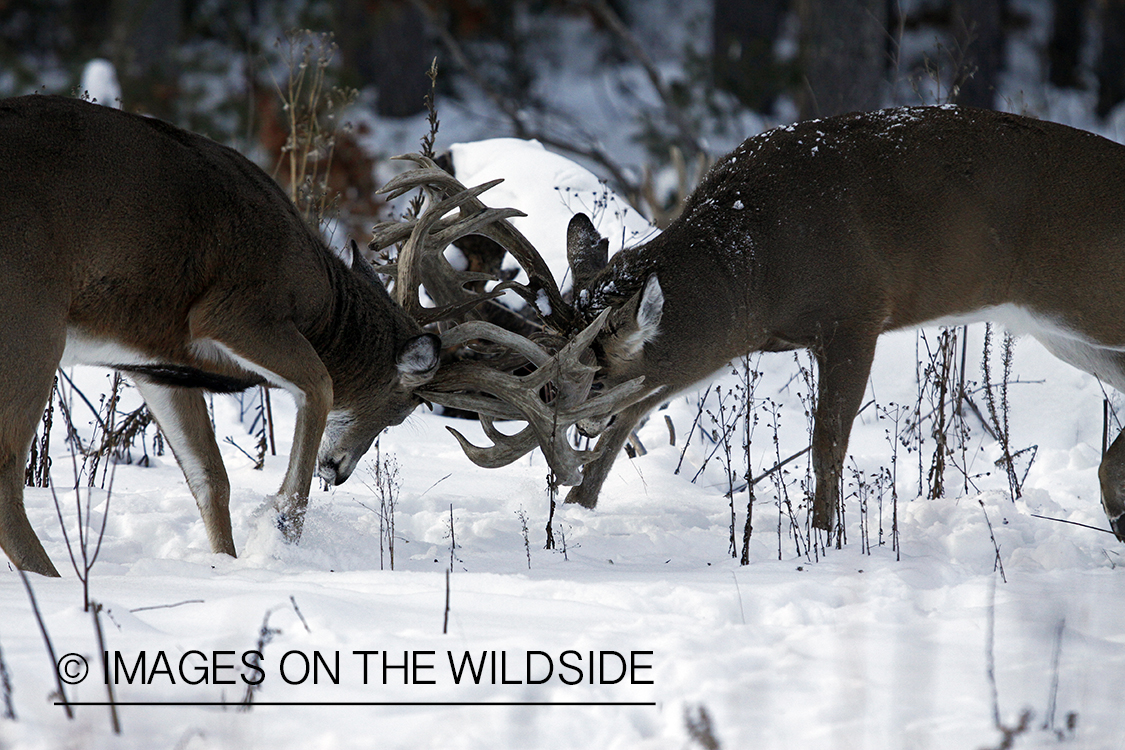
(385, 154), (573, 331)
(430, 206), (526, 246)
(445, 416), (541, 470)
(439, 320), (553, 368)
(369, 215), (451, 253)
(418, 309), (647, 484)
(391, 180), (514, 321)
(377, 163), (458, 200)
(371, 202), (520, 255)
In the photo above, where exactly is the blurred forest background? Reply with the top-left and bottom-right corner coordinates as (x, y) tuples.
(1, 0), (1122, 225)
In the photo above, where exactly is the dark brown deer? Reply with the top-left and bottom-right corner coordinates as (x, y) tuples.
(559, 105), (1125, 543)
(0, 95), (440, 577)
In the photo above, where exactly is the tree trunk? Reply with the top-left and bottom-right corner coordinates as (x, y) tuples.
(335, 0), (434, 118)
(1097, 0), (1125, 118)
(1048, 0), (1085, 89)
(797, 0), (887, 119)
(951, 0), (1004, 109)
(110, 0), (184, 74)
(711, 0), (790, 113)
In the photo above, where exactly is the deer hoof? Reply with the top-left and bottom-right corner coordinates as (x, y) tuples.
(563, 484), (598, 509)
(275, 512), (302, 544)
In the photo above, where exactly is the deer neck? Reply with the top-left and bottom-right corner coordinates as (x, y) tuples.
(303, 254), (417, 391)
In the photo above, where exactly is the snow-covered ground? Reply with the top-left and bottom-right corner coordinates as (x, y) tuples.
(5, 0), (1125, 746)
(2, 136), (1125, 750)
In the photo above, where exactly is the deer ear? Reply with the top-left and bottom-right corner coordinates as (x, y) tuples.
(567, 213), (609, 288)
(611, 275), (663, 359)
(346, 238), (386, 289)
(635, 274), (664, 336)
(397, 333), (440, 388)
(336, 239), (359, 268)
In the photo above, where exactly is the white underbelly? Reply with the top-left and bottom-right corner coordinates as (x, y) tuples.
(60, 328), (157, 368)
(60, 328), (306, 404)
(926, 303), (1125, 393)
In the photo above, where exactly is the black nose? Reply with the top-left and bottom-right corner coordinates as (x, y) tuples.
(318, 458), (341, 485)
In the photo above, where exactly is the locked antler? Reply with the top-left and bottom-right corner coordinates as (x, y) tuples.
(370, 177), (511, 326)
(417, 310), (646, 485)
(370, 157), (644, 482)
(371, 154), (573, 332)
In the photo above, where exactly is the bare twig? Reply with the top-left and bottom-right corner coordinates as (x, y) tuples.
(1028, 513), (1116, 535)
(516, 506), (532, 569)
(982, 572), (1034, 749)
(18, 569), (73, 719)
(684, 703), (722, 750)
(408, 0), (639, 195)
(241, 609), (281, 712)
(90, 602), (121, 733)
(290, 595), (311, 633)
(443, 569), (451, 635)
(51, 459), (117, 611)
(0, 627), (16, 720)
(129, 599), (205, 613)
(574, 0), (703, 159)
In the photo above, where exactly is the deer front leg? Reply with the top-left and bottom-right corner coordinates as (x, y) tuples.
(191, 310), (333, 544)
(274, 376), (332, 542)
(565, 393), (665, 509)
(132, 379), (236, 557)
(1097, 429), (1125, 542)
(810, 327), (878, 540)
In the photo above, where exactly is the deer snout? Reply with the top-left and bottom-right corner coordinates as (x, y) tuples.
(317, 456), (341, 485)
(316, 410), (376, 486)
(317, 452), (359, 486)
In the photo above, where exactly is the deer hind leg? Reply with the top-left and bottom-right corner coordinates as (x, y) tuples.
(810, 327), (879, 541)
(131, 378), (236, 557)
(0, 443), (59, 577)
(1098, 432), (1125, 541)
(0, 318), (64, 576)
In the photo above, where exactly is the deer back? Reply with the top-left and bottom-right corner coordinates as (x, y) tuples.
(2, 96), (320, 352)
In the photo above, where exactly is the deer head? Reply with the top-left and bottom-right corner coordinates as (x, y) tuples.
(314, 240), (441, 487)
(567, 214), (667, 439)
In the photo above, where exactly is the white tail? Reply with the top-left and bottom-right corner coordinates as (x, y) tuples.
(561, 104), (1125, 543)
(0, 95), (439, 576)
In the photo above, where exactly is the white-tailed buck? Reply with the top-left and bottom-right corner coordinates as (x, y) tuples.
(0, 95), (441, 577)
(558, 104), (1125, 542)
(366, 107), (1125, 546)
